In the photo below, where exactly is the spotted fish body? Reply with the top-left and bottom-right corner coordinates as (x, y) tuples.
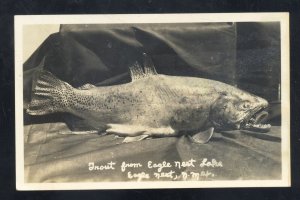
(27, 55), (271, 143)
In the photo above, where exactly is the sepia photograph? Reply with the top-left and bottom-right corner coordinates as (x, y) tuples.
(14, 13), (290, 190)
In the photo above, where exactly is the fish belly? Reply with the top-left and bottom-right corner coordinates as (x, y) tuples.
(66, 76), (215, 133)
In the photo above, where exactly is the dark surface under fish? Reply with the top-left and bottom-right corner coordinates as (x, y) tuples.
(27, 54), (271, 143)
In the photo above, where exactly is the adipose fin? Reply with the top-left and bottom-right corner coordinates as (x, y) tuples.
(77, 83), (96, 90)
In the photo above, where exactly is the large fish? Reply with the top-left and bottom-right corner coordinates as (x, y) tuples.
(27, 54), (271, 143)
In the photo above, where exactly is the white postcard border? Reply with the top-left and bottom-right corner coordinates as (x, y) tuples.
(15, 13), (290, 190)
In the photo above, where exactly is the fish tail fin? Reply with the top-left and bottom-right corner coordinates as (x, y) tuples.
(27, 70), (73, 115)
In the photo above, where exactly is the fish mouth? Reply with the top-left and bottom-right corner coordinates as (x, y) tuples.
(240, 107), (271, 132)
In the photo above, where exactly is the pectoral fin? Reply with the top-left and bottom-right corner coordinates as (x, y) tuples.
(189, 127), (214, 144)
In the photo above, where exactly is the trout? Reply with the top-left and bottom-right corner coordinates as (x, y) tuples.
(27, 54), (271, 143)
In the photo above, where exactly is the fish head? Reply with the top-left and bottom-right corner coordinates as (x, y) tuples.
(210, 90), (271, 132)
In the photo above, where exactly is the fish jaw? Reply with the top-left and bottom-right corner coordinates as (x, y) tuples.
(210, 89), (271, 133)
(240, 105), (271, 133)
(235, 96), (271, 132)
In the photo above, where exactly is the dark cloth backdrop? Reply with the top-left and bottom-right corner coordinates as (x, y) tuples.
(23, 22), (281, 182)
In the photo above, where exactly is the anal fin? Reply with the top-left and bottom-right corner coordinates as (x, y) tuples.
(189, 127), (214, 144)
(60, 130), (99, 135)
(106, 124), (146, 136)
(122, 135), (150, 143)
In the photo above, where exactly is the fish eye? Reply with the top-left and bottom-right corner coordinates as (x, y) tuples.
(220, 91), (228, 96)
(239, 102), (251, 110)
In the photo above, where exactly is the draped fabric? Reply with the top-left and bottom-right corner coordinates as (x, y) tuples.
(25, 124), (281, 182)
(23, 22), (281, 182)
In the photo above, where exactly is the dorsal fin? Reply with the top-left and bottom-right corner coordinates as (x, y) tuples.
(129, 61), (145, 81)
(143, 53), (157, 75)
(129, 53), (157, 82)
